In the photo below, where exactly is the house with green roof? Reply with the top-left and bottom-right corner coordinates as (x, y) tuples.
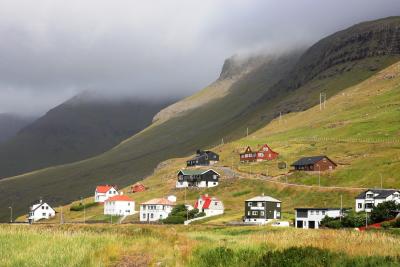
(176, 169), (220, 188)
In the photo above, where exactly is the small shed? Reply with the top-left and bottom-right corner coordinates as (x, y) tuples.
(131, 183), (146, 193)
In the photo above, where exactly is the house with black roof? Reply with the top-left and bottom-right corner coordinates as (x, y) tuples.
(176, 169), (220, 188)
(186, 150), (219, 167)
(355, 189), (400, 212)
(291, 156), (336, 171)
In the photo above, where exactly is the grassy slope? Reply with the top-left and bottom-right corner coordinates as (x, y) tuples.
(3, 17), (400, 221)
(23, 60), (400, 225)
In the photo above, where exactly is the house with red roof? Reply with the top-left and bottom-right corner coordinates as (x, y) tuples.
(104, 193), (135, 216)
(140, 196), (176, 222)
(194, 194), (224, 217)
(94, 185), (119, 203)
(240, 144), (279, 162)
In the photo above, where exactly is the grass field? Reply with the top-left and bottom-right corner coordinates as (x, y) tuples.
(1, 224), (399, 267)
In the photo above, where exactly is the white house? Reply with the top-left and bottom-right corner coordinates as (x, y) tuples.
(194, 194), (224, 216)
(104, 194), (135, 216)
(140, 196), (176, 222)
(94, 185), (118, 203)
(28, 200), (56, 223)
(355, 189), (400, 212)
(295, 208), (342, 229)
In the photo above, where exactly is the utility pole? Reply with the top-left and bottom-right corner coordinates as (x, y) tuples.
(8, 206), (12, 223)
(246, 127), (249, 137)
(320, 92), (326, 111)
(279, 112), (282, 125)
(380, 174), (383, 189)
(340, 194), (343, 223)
(318, 165), (321, 187)
(81, 197), (86, 224)
(365, 211), (368, 229)
(221, 138), (224, 145)
(60, 206), (64, 224)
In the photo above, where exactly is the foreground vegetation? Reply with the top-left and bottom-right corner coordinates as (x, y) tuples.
(1, 224), (400, 267)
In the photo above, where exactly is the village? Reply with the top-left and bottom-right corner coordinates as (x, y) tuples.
(25, 146), (400, 230)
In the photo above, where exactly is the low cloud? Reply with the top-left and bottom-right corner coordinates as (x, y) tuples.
(0, 0), (399, 115)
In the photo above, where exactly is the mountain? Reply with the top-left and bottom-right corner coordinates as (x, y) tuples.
(0, 92), (175, 178)
(0, 114), (35, 143)
(0, 16), (399, 221)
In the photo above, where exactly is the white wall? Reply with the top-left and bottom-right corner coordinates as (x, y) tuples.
(140, 204), (174, 222)
(28, 203), (55, 222)
(94, 187), (118, 202)
(104, 201), (135, 216)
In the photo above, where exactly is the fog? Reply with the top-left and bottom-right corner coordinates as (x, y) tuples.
(0, 0), (399, 115)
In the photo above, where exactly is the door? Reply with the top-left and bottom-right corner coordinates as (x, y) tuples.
(309, 221), (315, 229)
(296, 220), (303, 228)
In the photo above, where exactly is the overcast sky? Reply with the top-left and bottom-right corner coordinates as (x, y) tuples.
(0, 0), (399, 116)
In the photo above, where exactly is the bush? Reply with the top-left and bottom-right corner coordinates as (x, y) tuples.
(390, 219), (400, 228)
(381, 221), (391, 229)
(342, 211), (366, 227)
(163, 205), (202, 224)
(324, 220), (342, 229)
(370, 201), (400, 224)
(69, 202), (98, 211)
(162, 215), (185, 224)
(196, 212), (206, 218)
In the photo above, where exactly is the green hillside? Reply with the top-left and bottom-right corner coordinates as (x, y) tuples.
(20, 59), (400, 225)
(1, 16), (400, 221)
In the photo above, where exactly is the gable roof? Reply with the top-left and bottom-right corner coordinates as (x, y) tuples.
(141, 198), (176, 206)
(96, 185), (116, 193)
(105, 195), (134, 202)
(355, 189), (399, 199)
(291, 156), (336, 166)
(246, 196), (281, 202)
(31, 202), (54, 212)
(257, 144), (278, 154)
(178, 169), (220, 176)
(241, 146), (254, 154)
(194, 195), (220, 209)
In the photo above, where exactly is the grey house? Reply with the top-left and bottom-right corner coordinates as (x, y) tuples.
(244, 195), (281, 224)
(186, 150), (220, 167)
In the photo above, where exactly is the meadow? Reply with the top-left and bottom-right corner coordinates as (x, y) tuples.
(1, 224), (399, 267)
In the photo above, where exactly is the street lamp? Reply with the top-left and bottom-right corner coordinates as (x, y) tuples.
(317, 165), (321, 187)
(80, 197), (86, 224)
(8, 206), (12, 223)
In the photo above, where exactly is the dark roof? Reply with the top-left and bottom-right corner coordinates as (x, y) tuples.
(355, 189), (399, 199)
(178, 169), (219, 176)
(294, 207), (351, 211)
(291, 156), (336, 166)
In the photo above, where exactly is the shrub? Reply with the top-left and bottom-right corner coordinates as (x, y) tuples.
(196, 212), (206, 218)
(370, 201), (400, 224)
(70, 202), (98, 211)
(324, 220), (342, 229)
(342, 211), (366, 227)
(232, 190), (251, 197)
(162, 215), (185, 224)
(381, 221), (391, 229)
(390, 219), (400, 228)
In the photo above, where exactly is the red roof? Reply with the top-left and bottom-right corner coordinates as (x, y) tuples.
(194, 195), (217, 209)
(96, 185), (116, 193)
(105, 195), (133, 202)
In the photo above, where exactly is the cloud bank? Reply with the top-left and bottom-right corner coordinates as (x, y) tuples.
(0, 0), (399, 115)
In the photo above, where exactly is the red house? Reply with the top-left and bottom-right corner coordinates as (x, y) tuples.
(240, 144), (279, 162)
(255, 144), (279, 161)
(239, 146), (257, 162)
(131, 183), (146, 193)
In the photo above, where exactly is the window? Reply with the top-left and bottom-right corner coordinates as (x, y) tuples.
(257, 202), (263, 207)
(213, 175), (218, 179)
(150, 214), (154, 219)
(42, 206), (44, 209)
(322, 211), (326, 215)
(213, 182), (217, 185)
(247, 211), (250, 216)
(316, 211), (319, 215)
(310, 210), (314, 215)
(277, 203), (281, 207)
(142, 214), (146, 219)
(248, 202), (252, 207)
(252, 211), (258, 215)
(260, 211), (265, 216)
(128, 203), (130, 206)
(42, 213), (46, 216)
(46, 206), (49, 210)
(358, 203), (362, 209)
(277, 212), (281, 217)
